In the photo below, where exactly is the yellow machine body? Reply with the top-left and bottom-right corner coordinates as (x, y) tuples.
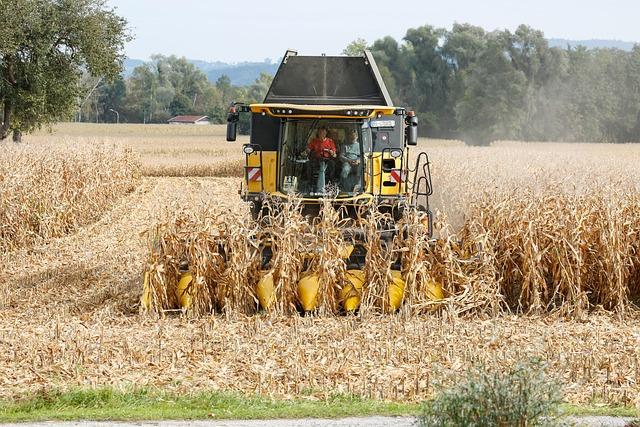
(256, 271), (275, 310)
(297, 273), (320, 312)
(225, 51), (438, 314)
(340, 269), (365, 312)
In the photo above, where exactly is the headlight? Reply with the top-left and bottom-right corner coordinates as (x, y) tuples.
(390, 149), (402, 158)
(243, 145), (255, 155)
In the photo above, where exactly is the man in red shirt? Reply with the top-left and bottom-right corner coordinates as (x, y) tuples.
(307, 126), (337, 159)
(306, 126), (337, 192)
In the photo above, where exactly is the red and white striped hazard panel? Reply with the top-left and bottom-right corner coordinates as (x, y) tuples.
(389, 169), (406, 183)
(247, 167), (262, 182)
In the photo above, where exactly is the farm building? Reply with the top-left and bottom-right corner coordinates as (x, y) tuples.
(167, 115), (210, 125)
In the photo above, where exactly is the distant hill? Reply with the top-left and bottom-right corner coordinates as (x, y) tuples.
(123, 58), (279, 86)
(548, 39), (636, 51)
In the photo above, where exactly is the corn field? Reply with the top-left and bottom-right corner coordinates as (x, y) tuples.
(140, 139), (640, 319)
(2, 126), (640, 407)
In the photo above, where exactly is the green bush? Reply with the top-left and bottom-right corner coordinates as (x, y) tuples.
(419, 360), (563, 427)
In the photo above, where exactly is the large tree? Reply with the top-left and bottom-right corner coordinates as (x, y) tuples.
(0, 0), (129, 141)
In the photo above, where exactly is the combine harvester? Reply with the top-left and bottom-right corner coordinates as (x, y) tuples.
(143, 50), (444, 314)
(227, 49), (443, 313)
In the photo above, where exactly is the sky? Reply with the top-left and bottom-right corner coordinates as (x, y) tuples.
(107, 0), (640, 63)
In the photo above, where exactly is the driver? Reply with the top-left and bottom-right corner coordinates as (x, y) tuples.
(306, 126), (337, 192)
(307, 126), (337, 160)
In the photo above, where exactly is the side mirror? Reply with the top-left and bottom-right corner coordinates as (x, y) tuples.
(405, 112), (418, 146)
(226, 120), (238, 142)
(226, 107), (239, 142)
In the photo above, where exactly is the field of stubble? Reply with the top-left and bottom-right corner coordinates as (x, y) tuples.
(0, 122), (639, 408)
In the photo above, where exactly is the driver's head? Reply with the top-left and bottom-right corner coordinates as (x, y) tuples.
(347, 129), (357, 142)
(317, 126), (328, 139)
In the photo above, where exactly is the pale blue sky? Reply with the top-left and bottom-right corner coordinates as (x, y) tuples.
(107, 0), (639, 62)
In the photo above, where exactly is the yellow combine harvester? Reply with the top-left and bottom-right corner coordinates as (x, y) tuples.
(223, 49), (442, 313)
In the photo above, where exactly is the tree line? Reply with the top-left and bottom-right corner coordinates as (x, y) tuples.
(0, 0), (270, 142)
(1, 0), (129, 142)
(351, 24), (640, 144)
(89, 22), (640, 144)
(78, 55), (273, 127)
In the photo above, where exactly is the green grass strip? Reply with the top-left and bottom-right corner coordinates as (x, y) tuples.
(0, 388), (637, 422)
(0, 388), (418, 422)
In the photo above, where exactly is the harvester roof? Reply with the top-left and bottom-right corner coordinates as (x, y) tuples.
(263, 50), (393, 107)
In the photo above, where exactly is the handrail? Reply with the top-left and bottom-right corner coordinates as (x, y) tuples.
(408, 151), (433, 211)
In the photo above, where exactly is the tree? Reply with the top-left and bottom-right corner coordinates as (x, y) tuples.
(403, 25), (454, 136)
(456, 34), (528, 145)
(441, 23), (487, 71)
(126, 64), (158, 123)
(246, 72), (273, 103)
(342, 38), (369, 56)
(625, 46), (640, 141)
(122, 55), (218, 123)
(169, 93), (192, 116)
(216, 75), (233, 106)
(98, 75), (126, 123)
(0, 0), (130, 141)
(441, 24), (488, 135)
(370, 36), (404, 105)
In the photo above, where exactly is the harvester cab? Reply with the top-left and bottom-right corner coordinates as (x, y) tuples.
(227, 50), (431, 225)
(224, 49), (438, 313)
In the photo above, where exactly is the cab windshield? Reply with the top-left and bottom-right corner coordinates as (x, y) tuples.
(280, 119), (369, 197)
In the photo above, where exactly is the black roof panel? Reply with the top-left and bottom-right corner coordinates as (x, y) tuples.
(264, 52), (393, 106)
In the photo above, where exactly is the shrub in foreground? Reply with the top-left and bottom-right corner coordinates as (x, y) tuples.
(419, 360), (563, 427)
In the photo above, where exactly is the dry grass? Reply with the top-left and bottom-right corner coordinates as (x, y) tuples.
(27, 123), (465, 178)
(27, 123), (245, 177)
(0, 313), (638, 407)
(0, 141), (139, 252)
